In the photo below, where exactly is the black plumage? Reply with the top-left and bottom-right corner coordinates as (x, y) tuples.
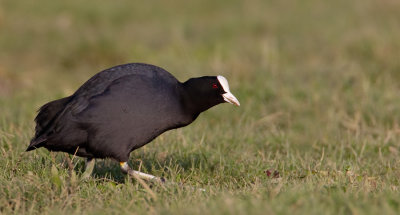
(27, 63), (239, 177)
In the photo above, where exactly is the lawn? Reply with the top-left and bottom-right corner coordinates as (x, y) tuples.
(1, 0), (400, 214)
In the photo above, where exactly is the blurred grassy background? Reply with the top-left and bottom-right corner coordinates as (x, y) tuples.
(1, 0), (400, 214)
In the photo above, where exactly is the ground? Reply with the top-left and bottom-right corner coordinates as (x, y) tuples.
(1, 0), (400, 214)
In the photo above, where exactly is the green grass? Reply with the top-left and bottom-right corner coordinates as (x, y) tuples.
(1, 0), (400, 214)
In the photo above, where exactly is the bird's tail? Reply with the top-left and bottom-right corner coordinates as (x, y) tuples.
(27, 96), (72, 151)
(26, 137), (47, 151)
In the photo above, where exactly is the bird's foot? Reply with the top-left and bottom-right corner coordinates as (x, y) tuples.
(81, 158), (95, 180)
(120, 161), (164, 183)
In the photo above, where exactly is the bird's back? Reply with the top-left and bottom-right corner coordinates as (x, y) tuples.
(70, 63), (179, 114)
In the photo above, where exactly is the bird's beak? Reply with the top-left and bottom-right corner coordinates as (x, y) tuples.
(217, 75), (240, 106)
(222, 92), (240, 106)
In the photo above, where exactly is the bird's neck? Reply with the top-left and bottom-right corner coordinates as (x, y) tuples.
(181, 82), (219, 116)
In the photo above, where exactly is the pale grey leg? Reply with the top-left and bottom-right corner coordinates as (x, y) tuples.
(119, 162), (207, 191)
(119, 162), (165, 183)
(81, 158), (95, 179)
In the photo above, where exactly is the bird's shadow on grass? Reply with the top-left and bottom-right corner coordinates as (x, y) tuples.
(73, 152), (215, 184)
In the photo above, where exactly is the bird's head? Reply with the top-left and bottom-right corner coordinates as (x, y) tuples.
(183, 75), (240, 113)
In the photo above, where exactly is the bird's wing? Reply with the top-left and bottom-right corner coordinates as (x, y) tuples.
(67, 64), (157, 114)
(68, 63), (178, 115)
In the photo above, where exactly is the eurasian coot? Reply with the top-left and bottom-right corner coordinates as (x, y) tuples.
(27, 63), (240, 181)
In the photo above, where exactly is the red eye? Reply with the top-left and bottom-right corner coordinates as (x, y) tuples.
(212, 83), (218, 89)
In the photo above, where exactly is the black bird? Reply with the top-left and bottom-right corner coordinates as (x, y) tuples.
(27, 63), (240, 181)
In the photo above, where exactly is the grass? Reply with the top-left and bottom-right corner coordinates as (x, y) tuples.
(1, 0), (400, 214)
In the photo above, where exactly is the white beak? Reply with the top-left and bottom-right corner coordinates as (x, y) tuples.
(217, 75), (240, 106)
(222, 92), (240, 106)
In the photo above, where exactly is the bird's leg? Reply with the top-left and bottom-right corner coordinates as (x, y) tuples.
(81, 158), (95, 179)
(119, 162), (207, 191)
(120, 162), (165, 183)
